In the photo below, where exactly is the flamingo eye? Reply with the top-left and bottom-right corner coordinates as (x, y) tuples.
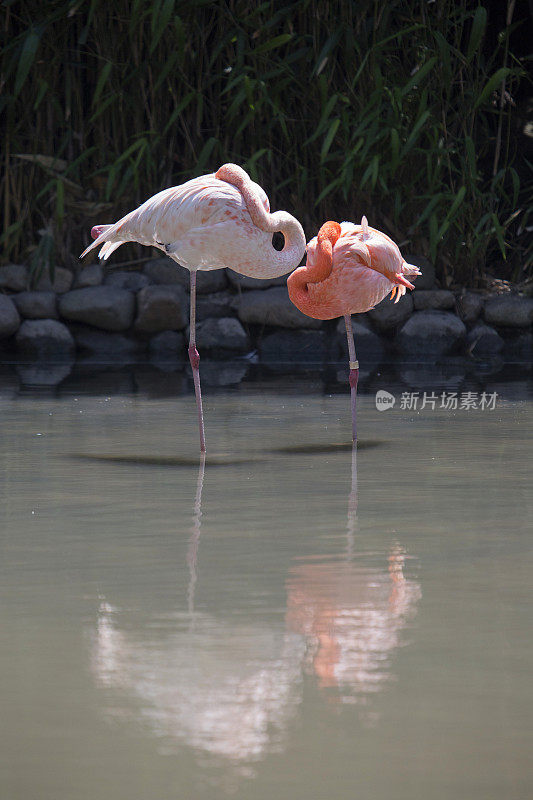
(272, 231), (285, 251)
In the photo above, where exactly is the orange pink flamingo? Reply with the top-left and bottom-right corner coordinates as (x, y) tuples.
(288, 218), (421, 441)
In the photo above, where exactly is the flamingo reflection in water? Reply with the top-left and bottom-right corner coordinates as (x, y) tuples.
(91, 457), (304, 768)
(287, 447), (421, 702)
(90, 452), (421, 772)
(286, 547), (420, 699)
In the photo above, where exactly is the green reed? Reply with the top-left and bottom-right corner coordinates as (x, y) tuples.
(1, 0), (529, 285)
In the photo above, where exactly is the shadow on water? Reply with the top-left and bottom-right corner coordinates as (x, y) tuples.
(70, 441), (386, 466)
(70, 453), (257, 468)
(270, 440), (385, 455)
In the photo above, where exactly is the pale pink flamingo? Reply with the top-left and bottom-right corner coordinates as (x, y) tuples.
(80, 164), (306, 452)
(287, 218), (421, 441)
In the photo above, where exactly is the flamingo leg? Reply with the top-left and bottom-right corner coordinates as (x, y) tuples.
(188, 271), (206, 453)
(344, 314), (359, 442)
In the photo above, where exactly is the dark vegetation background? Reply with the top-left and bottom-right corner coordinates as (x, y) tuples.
(1, 0), (532, 287)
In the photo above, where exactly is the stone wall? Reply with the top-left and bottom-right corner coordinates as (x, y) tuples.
(0, 256), (532, 364)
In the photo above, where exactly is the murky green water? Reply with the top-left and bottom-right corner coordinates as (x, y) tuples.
(1, 364), (532, 799)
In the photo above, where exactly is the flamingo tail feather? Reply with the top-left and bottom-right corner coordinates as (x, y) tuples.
(79, 222), (126, 260)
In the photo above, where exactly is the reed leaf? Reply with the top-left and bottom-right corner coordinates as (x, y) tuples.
(467, 7), (488, 63)
(474, 67), (514, 109)
(14, 30), (41, 97)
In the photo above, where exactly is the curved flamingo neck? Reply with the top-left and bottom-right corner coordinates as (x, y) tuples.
(215, 163), (305, 274)
(313, 221), (342, 283)
(288, 220), (341, 290)
(215, 164), (271, 229)
(287, 220), (341, 318)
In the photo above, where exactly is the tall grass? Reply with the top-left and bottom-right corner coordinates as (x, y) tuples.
(1, 0), (530, 285)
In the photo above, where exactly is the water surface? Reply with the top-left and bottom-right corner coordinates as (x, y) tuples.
(1, 365), (532, 799)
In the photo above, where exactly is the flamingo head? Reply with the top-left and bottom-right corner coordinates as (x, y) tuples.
(317, 220), (342, 257)
(215, 163), (270, 214)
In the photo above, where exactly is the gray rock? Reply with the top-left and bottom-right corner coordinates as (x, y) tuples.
(484, 380), (529, 403)
(198, 362), (249, 386)
(16, 362), (73, 387)
(15, 319), (75, 358)
(367, 292), (413, 332)
(105, 271), (151, 291)
(149, 331), (186, 358)
(455, 292), (484, 324)
(61, 368), (135, 394)
(396, 310), (467, 358)
(398, 364), (465, 391)
(351, 312), (372, 328)
(74, 263), (103, 288)
(0, 295), (21, 339)
(238, 286), (322, 330)
(144, 258), (227, 293)
(134, 285), (188, 332)
(195, 317), (250, 353)
(197, 291), (238, 321)
(413, 289), (455, 311)
(403, 254), (435, 289)
(0, 366), (19, 399)
(35, 266), (73, 294)
(337, 317), (386, 362)
(143, 258), (182, 286)
(73, 326), (143, 359)
(260, 330), (326, 363)
(134, 367), (186, 395)
(484, 294), (533, 328)
(0, 263), (28, 292)
(226, 269), (288, 290)
(471, 358), (504, 380)
(192, 268), (227, 294)
(502, 332), (533, 360)
(59, 286), (135, 331)
(467, 323), (504, 356)
(13, 291), (58, 320)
